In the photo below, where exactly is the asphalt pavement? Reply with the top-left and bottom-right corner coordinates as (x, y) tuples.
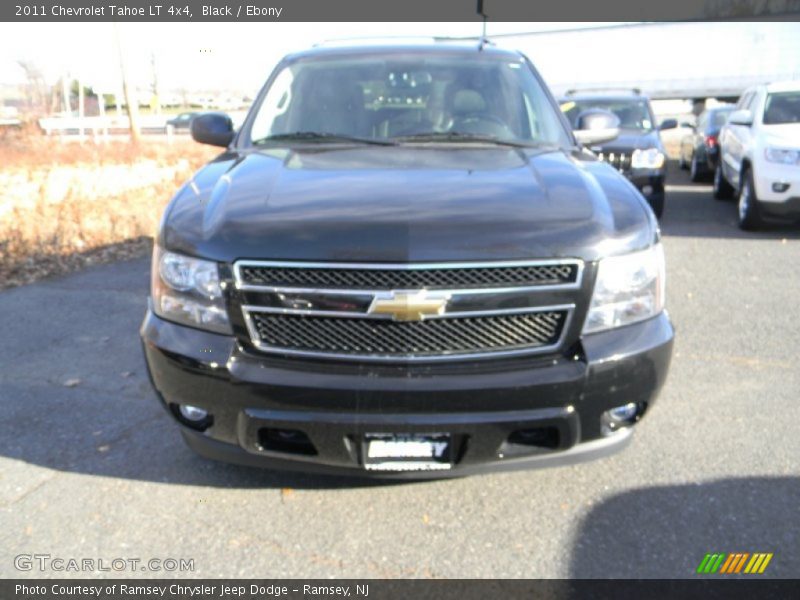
(1, 164), (799, 579)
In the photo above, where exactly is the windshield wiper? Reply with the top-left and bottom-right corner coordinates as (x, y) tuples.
(253, 132), (396, 146)
(393, 132), (542, 148)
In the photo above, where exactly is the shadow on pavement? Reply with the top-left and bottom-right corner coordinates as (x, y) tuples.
(659, 162), (800, 240)
(0, 258), (411, 491)
(569, 476), (800, 578)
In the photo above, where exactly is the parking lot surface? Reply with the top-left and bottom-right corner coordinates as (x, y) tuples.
(1, 165), (799, 578)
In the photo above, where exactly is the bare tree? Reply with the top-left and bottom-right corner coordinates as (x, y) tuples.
(16, 60), (48, 115)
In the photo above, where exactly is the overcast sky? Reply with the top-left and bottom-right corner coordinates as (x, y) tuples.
(1, 22), (798, 98)
(0, 22), (622, 92)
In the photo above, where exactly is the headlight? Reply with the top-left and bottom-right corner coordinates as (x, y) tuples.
(151, 245), (232, 334)
(583, 244), (665, 334)
(631, 148), (665, 169)
(764, 147), (800, 165)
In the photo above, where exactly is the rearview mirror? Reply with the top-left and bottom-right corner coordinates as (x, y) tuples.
(573, 109), (621, 146)
(728, 109), (753, 126)
(191, 112), (235, 147)
(659, 118), (678, 131)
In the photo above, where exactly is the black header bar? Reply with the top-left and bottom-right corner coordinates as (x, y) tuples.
(4, 579), (800, 600)
(3, 0), (800, 22)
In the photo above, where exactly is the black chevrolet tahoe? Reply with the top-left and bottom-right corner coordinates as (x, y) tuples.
(560, 91), (677, 218)
(141, 43), (674, 478)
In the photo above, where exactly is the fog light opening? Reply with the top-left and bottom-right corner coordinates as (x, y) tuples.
(170, 403), (213, 431)
(601, 402), (645, 436)
(772, 182), (790, 193)
(179, 404), (208, 422)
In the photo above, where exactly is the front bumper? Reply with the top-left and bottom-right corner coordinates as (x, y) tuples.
(141, 310), (674, 478)
(627, 168), (666, 200)
(752, 161), (800, 212)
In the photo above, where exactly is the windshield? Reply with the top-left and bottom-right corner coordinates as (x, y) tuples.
(560, 98), (655, 131)
(763, 92), (800, 125)
(247, 53), (571, 147)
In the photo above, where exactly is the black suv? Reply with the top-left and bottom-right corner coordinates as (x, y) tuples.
(560, 90), (676, 218)
(141, 43), (673, 478)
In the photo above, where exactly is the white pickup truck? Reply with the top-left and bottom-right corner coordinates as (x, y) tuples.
(715, 81), (800, 230)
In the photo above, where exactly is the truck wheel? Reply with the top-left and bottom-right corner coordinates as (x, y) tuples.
(713, 163), (733, 200)
(648, 191), (665, 219)
(690, 154), (703, 182)
(737, 169), (762, 231)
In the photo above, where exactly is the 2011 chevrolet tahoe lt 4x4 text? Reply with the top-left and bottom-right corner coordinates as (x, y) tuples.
(141, 43), (674, 477)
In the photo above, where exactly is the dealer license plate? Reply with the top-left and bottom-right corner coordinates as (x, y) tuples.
(363, 433), (452, 471)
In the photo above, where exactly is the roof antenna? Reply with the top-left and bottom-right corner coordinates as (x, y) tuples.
(477, 0), (488, 50)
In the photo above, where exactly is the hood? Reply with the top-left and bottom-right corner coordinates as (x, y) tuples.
(590, 129), (662, 154)
(162, 145), (654, 264)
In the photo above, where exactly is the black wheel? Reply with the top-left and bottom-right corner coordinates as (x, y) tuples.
(648, 192), (665, 219)
(713, 163), (733, 200)
(737, 168), (762, 231)
(689, 154), (703, 182)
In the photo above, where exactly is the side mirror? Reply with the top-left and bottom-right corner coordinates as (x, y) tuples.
(573, 108), (621, 146)
(659, 118), (678, 131)
(191, 112), (234, 147)
(728, 109), (753, 126)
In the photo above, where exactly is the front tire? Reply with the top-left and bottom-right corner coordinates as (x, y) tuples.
(647, 191), (665, 219)
(713, 163), (733, 200)
(737, 168), (762, 231)
(690, 154), (703, 182)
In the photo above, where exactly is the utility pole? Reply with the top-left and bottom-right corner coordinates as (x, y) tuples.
(61, 74), (70, 114)
(78, 77), (85, 140)
(150, 52), (161, 115)
(97, 88), (108, 141)
(113, 22), (141, 144)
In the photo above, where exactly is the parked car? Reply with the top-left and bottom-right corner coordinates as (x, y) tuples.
(141, 42), (674, 478)
(165, 111), (198, 133)
(560, 90), (676, 218)
(715, 81), (800, 230)
(678, 105), (735, 181)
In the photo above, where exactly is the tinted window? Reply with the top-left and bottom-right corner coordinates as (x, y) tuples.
(249, 54), (571, 146)
(763, 92), (800, 125)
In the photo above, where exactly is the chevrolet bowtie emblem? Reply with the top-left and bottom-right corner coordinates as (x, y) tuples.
(367, 291), (450, 322)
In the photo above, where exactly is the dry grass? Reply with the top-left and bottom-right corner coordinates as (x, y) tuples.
(0, 133), (218, 290)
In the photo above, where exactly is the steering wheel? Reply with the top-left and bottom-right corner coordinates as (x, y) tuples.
(452, 113), (512, 138)
(455, 113), (508, 127)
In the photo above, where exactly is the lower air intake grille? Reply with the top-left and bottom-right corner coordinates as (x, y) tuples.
(248, 311), (567, 359)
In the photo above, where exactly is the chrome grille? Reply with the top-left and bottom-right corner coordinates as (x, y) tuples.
(248, 311), (567, 358)
(234, 260), (582, 362)
(596, 151), (632, 172)
(237, 261), (579, 290)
